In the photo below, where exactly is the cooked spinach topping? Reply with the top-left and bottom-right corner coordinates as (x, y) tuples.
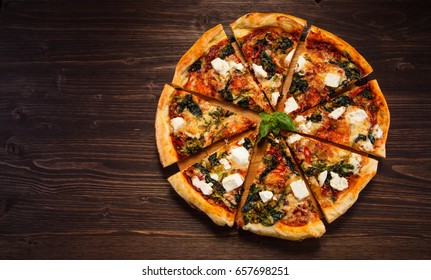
(205, 175), (225, 194)
(218, 44), (235, 59)
(361, 89), (373, 99)
(334, 95), (353, 108)
(305, 160), (354, 178)
(192, 162), (210, 175)
(188, 60), (202, 72)
(178, 94), (202, 117)
(242, 137), (253, 150)
(237, 98), (250, 108)
(259, 154), (278, 182)
(368, 133), (376, 145)
(282, 151), (300, 175)
(277, 37), (293, 53)
(340, 60), (361, 80)
(307, 114), (322, 123)
(178, 138), (203, 156)
(355, 134), (367, 143)
(208, 152), (219, 167)
(289, 73), (308, 95)
(218, 79), (233, 102)
(260, 51), (276, 79)
(242, 184), (286, 226)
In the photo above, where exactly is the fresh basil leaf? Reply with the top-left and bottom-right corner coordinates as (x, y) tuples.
(274, 112), (297, 132)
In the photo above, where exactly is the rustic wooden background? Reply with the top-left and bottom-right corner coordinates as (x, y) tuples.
(0, 0), (430, 259)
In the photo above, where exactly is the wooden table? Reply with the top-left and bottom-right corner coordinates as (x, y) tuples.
(0, 0), (430, 259)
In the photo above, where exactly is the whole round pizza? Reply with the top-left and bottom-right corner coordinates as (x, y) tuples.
(155, 13), (390, 241)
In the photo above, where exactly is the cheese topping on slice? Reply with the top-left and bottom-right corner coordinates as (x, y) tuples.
(346, 108), (368, 123)
(252, 63), (268, 79)
(229, 146), (250, 165)
(318, 170), (328, 187)
(290, 179), (309, 200)
(284, 97), (299, 114)
(287, 134), (302, 145)
(219, 158), (231, 170)
(211, 57), (230, 76)
(228, 60), (245, 72)
(329, 171), (349, 191)
(324, 73), (342, 88)
(192, 177), (213, 195)
(238, 138), (245, 145)
(359, 139), (374, 152)
(371, 124), (383, 139)
(329, 106), (346, 120)
(271, 91), (280, 106)
(222, 173), (244, 192)
(210, 173), (219, 181)
(259, 190), (273, 203)
(285, 50), (306, 73)
(348, 153), (362, 174)
(170, 117), (185, 132)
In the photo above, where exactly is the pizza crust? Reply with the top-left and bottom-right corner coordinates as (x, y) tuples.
(242, 219), (325, 241)
(155, 84), (179, 167)
(324, 156), (379, 223)
(168, 172), (236, 227)
(369, 79), (390, 158)
(172, 24), (226, 88)
(230, 12), (306, 39)
(307, 25), (373, 77)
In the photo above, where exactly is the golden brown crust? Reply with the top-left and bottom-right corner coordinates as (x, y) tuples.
(168, 172), (235, 227)
(369, 79), (390, 158)
(230, 12), (306, 38)
(172, 24), (226, 87)
(242, 219), (325, 241)
(155, 84), (178, 167)
(324, 157), (378, 223)
(307, 25), (373, 77)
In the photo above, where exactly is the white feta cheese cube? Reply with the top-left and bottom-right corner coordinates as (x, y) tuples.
(328, 106), (346, 120)
(318, 170), (328, 187)
(347, 108), (368, 123)
(191, 177), (213, 195)
(228, 61), (244, 72)
(290, 179), (309, 200)
(219, 158), (231, 170)
(210, 173), (219, 181)
(229, 146), (250, 165)
(259, 190), (274, 203)
(287, 134), (302, 145)
(271, 91), (280, 106)
(211, 57), (230, 76)
(324, 73), (342, 88)
(329, 171), (349, 191)
(284, 97), (299, 114)
(222, 174), (244, 192)
(252, 63), (268, 79)
(170, 117), (185, 132)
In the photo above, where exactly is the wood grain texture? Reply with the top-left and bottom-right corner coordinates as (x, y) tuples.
(0, 0), (430, 259)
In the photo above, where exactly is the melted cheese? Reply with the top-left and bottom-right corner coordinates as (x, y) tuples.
(170, 117), (185, 132)
(211, 58), (230, 76)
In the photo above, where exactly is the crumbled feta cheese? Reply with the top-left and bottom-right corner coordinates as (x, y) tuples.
(284, 97), (299, 114)
(271, 91), (280, 106)
(229, 146), (250, 165)
(329, 171), (349, 191)
(211, 57), (230, 76)
(324, 73), (342, 88)
(298, 123), (310, 134)
(191, 177), (213, 195)
(238, 138), (245, 145)
(228, 61), (244, 72)
(359, 139), (374, 152)
(295, 115), (306, 123)
(210, 173), (219, 181)
(252, 63), (268, 79)
(371, 124), (383, 139)
(284, 50), (306, 73)
(287, 134), (302, 145)
(347, 108), (368, 123)
(318, 170), (328, 187)
(290, 179), (309, 200)
(219, 158), (231, 170)
(348, 153), (362, 174)
(259, 190), (273, 203)
(170, 117), (185, 132)
(222, 173), (244, 192)
(328, 106), (346, 120)
(285, 50), (294, 64)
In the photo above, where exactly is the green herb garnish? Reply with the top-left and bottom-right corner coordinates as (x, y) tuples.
(258, 112), (297, 142)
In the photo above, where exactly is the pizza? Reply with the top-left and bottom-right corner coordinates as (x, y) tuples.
(231, 12), (306, 109)
(155, 84), (256, 167)
(238, 135), (325, 240)
(286, 25), (373, 114)
(286, 133), (378, 223)
(172, 24), (272, 113)
(155, 13), (390, 241)
(168, 133), (256, 227)
(293, 79), (390, 157)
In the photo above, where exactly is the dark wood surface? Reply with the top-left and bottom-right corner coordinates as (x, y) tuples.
(0, 0), (430, 260)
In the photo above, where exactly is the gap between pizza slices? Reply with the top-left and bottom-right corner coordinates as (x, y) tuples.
(155, 12), (390, 240)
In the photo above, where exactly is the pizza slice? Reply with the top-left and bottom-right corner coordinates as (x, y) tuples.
(238, 134), (325, 240)
(172, 24), (272, 113)
(155, 84), (256, 167)
(231, 12), (306, 109)
(286, 133), (378, 223)
(168, 133), (256, 227)
(287, 25), (373, 114)
(293, 79), (390, 157)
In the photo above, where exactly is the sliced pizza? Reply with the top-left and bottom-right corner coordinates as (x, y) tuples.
(287, 25), (373, 114)
(238, 134), (325, 240)
(168, 133), (256, 227)
(231, 12), (306, 109)
(155, 84), (256, 167)
(293, 79), (390, 157)
(286, 133), (378, 223)
(172, 24), (272, 113)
